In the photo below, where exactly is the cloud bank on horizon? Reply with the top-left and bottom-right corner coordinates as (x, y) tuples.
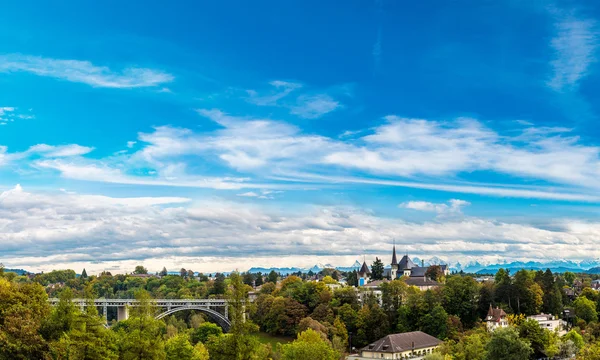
(1, 1), (600, 273)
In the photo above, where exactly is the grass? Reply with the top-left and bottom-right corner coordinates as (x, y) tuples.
(255, 331), (293, 350)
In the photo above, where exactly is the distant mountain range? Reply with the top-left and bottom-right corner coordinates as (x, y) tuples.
(248, 258), (600, 275)
(248, 260), (363, 275)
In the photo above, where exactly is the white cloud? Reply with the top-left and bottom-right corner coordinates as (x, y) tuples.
(400, 199), (470, 215)
(237, 191), (259, 197)
(28, 144), (94, 157)
(322, 116), (600, 189)
(246, 80), (302, 106)
(0, 107), (34, 126)
(2, 186), (600, 273)
(246, 81), (341, 119)
(0, 54), (173, 88)
(290, 94), (341, 119)
(547, 11), (598, 92)
(127, 141), (137, 148)
(7, 110), (600, 201)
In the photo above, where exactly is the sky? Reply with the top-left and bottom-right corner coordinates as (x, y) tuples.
(2, 0), (600, 274)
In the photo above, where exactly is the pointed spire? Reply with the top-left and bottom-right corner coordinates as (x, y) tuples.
(391, 241), (398, 266)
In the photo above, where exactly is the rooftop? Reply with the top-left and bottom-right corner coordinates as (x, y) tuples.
(360, 331), (442, 353)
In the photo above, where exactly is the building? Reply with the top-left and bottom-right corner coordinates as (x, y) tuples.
(527, 313), (566, 334)
(358, 260), (371, 286)
(389, 245), (449, 280)
(357, 280), (385, 305)
(404, 277), (441, 291)
(348, 331), (442, 359)
(486, 305), (508, 331)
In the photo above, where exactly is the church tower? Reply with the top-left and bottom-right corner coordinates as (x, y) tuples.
(390, 244), (398, 279)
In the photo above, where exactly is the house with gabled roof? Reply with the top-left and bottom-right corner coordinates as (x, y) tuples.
(358, 260), (371, 286)
(348, 331), (442, 359)
(486, 304), (508, 331)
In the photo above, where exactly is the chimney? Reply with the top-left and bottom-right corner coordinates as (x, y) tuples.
(421, 260), (424, 267)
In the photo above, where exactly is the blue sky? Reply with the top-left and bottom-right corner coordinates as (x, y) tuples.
(2, 0), (600, 273)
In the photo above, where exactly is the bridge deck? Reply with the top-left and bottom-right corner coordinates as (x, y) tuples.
(48, 298), (228, 307)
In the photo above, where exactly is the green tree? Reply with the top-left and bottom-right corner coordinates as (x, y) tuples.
(133, 266), (148, 275)
(425, 265), (444, 282)
(117, 289), (166, 360)
(512, 270), (543, 315)
(191, 322), (223, 345)
(517, 318), (552, 357)
(371, 258), (385, 281)
(254, 273), (264, 287)
(51, 299), (118, 360)
(452, 332), (488, 360)
(279, 329), (339, 360)
(165, 333), (208, 360)
(159, 267), (168, 277)
(442, 276), (479, 327)
(212, 273), (226, 295)
(355, 304), (389, 347)
(563, 329), (584, 350)
(380, 279), (408, 328)
(0, 278), (51, 360)
(578, 342), (600, 360)
(346, 270), (358, 287)
(337, 303), (358, 334)
(267, 270), (278, 284)
(81, 268), (88, 279)
(485, 327), (532, 360)
(563, 271), (576, 286)
(573, 296), (598, 323)
(419, 305), (449, 339)
(242, 272), (255, 287)
(41, 287), (78, 341)
(222, 272), (270, 359)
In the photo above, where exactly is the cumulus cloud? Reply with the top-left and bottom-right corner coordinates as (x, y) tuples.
(0, 54), (173, 88)
(1, 186), (600, 273)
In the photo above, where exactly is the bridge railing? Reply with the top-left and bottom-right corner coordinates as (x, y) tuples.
(47, 298), (228, 307)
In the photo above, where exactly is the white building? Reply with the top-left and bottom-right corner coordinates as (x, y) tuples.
(348, 331), (442, 359)
(527, 313), (566, 334)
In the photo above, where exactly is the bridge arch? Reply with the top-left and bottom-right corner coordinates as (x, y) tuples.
(155, 306), (231, 332)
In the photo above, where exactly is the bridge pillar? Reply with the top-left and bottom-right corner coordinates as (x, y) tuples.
(117, 306), (129, 321)
(103, 301), (108, 323)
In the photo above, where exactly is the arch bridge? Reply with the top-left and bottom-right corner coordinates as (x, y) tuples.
(48, 298), (231, 332)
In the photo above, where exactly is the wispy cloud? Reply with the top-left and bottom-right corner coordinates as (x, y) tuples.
(246, 81), (342, 118)
(400, 199), (470, 215)
(373, 26), (383, 71)
(547, 11), (598, 92)
(0, 54), (174, 88)
(290, 94), (341, 119)
(246, 80), (302, 106)
(0, 107), (34, 126)
(27, 144), (94, 157)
